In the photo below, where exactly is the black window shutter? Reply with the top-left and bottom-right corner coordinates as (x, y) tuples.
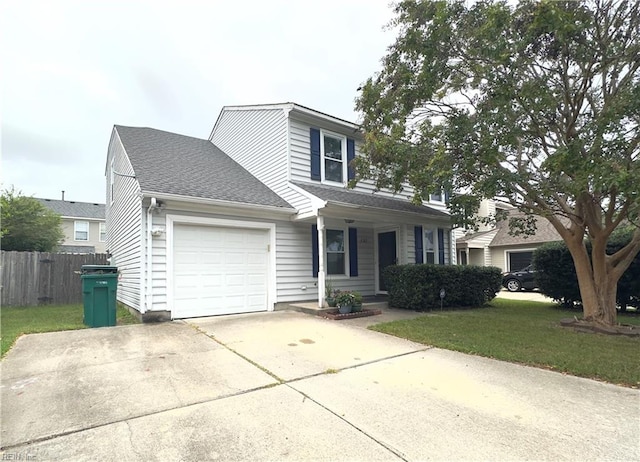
(312, 224), (319, 277)
(349, 227), (358, 277)
(310, 128), (321, 181)
(438, 228), (445, 264)
(444, 190), (450, 204)
(347, 138), (355, 181)
(414, 226), (423, 264)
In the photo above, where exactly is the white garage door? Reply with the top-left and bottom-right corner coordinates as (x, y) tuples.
(172, 223), (270, 318)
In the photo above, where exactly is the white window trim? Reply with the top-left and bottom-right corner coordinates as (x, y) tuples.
(429, 191), (444, 203)
(424, 228), (439, 264)
(99, 222), (107, 242)
(74, 221), (90, 241)
(320, 129), (347, 186)
(325, 227), (350, 277)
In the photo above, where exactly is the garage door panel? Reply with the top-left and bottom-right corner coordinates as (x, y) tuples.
(172, 223), (270, 318)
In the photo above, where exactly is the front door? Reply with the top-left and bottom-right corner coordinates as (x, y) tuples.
(377, 231), (397, 292)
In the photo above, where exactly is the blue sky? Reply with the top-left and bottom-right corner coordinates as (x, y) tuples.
(1, 0), (395, 203)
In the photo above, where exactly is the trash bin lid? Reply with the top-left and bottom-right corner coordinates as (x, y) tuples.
(81, 265), (118, 274)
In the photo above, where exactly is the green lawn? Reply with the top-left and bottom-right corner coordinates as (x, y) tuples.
(370, 299), (640, 387)
(1, 303), (139, 357)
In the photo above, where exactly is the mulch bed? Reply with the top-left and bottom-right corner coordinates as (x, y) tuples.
(322, 308), (382, 320)
(560, 318), (640, 337)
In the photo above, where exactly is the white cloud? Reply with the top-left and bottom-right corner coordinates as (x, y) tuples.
(1, 0), (395, 203)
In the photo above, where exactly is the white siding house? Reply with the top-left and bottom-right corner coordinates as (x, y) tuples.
(36, 198), (107, 254)
(455, 199), (562, 272)
(105, 129), (143, 311)
(107, 103), (454, 321)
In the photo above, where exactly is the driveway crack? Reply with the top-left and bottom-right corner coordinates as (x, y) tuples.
(125, 420), (142, 459)
(287, 384), (409, 461)
(188, 324), (285, 384)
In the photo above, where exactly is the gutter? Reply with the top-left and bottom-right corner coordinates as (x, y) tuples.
(141, 191), (296, 216)
(322, 201), (452, 224)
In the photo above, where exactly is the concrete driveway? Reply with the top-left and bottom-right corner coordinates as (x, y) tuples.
(496, 288), (554, 303)
(2, 311), (638, 461)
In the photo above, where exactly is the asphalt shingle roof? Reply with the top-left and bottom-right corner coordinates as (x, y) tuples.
(489, 211), (562, 247)
(114, 126), (293, 210)
(292, 182), (449, 218)
(36, 198), (105, 219)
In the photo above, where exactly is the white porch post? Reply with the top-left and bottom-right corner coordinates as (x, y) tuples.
(449, 229), (456, 265)
(317, 215), (325, 308)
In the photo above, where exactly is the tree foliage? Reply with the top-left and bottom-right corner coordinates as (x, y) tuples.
(1, 188), (64, 252)
(533, 226), (640, 309)
(356, 0), (640, 326)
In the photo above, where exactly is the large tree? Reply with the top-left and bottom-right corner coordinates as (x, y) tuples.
(1, 188), (64, 252)
(356, 0), (640, 326)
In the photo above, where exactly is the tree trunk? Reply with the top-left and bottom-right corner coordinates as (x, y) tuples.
(566, 238), (619, 327)
(579, 272), (618, 326)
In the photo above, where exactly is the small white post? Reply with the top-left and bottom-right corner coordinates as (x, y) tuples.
(317, 215), (325, 308)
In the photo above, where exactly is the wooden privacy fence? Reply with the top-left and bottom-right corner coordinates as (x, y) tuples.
(1, 251), (109, 306)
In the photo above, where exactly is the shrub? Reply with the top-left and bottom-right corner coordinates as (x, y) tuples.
(533, 227), (640, 309)
(532, 241), (580, 307)
(383, 264), (502, 310)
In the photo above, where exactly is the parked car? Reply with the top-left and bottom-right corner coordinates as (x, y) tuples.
(502, 265), (538, 292)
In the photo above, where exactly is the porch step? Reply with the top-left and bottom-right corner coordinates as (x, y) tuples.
(277, 301), (389, 316)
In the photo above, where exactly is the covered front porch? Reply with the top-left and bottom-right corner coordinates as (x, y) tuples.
(290, 182), (452, 308)
(278, 294), (390, 316)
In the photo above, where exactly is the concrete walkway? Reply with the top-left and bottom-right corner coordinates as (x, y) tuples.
(1, 310), (638, 461)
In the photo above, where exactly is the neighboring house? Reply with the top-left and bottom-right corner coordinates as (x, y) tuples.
(106, 102), (453, 321)
(36, 198), (106, 254)
(456, 199), (561, 271)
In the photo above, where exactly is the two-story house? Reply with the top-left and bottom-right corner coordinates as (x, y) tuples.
(106, 103), (452, 321)
(36, 198), (106, 254)
(455, 199), (561, 271)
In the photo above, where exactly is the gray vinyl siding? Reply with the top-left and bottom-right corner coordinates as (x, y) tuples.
(289, 117), (313, 185)
(59, 218), (106, 253)
(144, 205), (329, 307)
(288, 117), (448, 212)
(144, 204), (380, 308)
(145, 210), (168, 311)
(406, 225), (417, 264)
(278, 223), (376, 301)
(211, 108), (311, 212)
(406, 224), (452, 265)
(478, 233), (497, 267)
(105, 130), (143, 310)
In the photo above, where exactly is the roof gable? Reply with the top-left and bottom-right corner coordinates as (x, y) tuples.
(114, 126), (293, 210)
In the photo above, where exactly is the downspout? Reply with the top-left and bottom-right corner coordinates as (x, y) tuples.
(145, 197), (159, 313)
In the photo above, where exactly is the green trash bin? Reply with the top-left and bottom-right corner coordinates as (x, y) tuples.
(81, 265), (118, 327)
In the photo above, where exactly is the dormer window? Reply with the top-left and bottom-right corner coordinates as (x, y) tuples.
(310, 128), (356, 186)
(321, 132), (346, 184)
